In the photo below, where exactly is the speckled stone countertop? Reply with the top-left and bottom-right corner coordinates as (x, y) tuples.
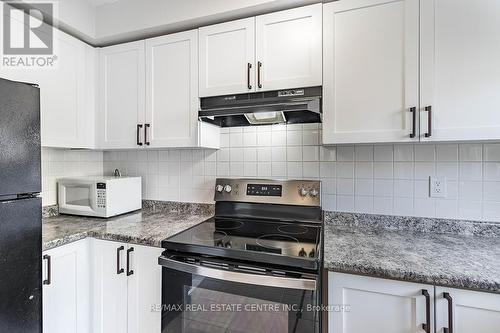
(324, 220), (500, 294)
(42, 201), (213, 251)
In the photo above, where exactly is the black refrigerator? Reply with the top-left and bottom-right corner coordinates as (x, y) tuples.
(0, 78), (42, 333)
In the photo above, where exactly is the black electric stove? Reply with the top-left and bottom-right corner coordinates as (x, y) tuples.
(159, 179), (323, 333)
(162, 216), (322, 270)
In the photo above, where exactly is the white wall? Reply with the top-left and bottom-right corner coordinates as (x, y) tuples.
(94, 0), (319, 44)
(103, 124), (500, 223)
(41, 148), (103, 206)
(10, 0), (320, 45)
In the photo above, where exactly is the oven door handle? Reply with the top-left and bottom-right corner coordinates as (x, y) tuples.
(158, 256), (316, 291)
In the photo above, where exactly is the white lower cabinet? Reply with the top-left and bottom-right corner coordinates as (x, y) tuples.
(435, 287), (500, 333)
(127, 244), (163, 333)
(328, 272), (434, 333)
(42, 238), (162, 333)
(329, 272), (500, 333)
(91, 239), (163, 333)
(42, 239), (90, 333)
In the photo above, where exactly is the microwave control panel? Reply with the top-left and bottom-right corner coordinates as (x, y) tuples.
(96, 183), (106, 209)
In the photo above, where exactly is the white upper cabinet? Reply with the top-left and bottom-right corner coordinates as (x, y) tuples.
(145, 30), (199, 147)
(255, 4), (322, 92)
(436, 287), (500, 333)
(41, 31), (89, 148)
(329, 272), (434, 333)
(323, 0), (500, 144)
(97, 41), (146, 149)
(322, 0), (419, 144)
(420, 0), (500, 141)
(97, 36), (219, 149)
(0, 28), (96, 148)
(198, 4), (322, 97)
(199, 18), (255, 97)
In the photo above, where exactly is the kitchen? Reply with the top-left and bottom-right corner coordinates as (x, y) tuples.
(0, 0), (499, 332)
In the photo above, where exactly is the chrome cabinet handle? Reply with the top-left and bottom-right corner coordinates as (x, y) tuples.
(136, 124), (143, 146)
(158, 256), (316, 291)
(443, 292), (453, 333)
(257, 61), (262, 89)
(424, 106), (432, 137)
(422, 289), (431, 333)
(247, 63), (252, 90)
(116, 246), (125, 274)
(409, 106), (416, 138)
(43, 254), (51, 285)
(144, 124), (150, 146)
(126, 247), (134, 276)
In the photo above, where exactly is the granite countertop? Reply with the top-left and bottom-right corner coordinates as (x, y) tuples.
(324, 223), (500, 294)
(43, 210), (212, 251)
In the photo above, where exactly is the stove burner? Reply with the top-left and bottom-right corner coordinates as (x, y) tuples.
(256, 234), (299, 250)
(215, 220), (244, 230)
(193, 230), (227, 242)
(277, 224), (309, 235)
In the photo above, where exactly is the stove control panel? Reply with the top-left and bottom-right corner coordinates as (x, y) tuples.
(214, 178), (321, 207)
(246, 184), (282, 197)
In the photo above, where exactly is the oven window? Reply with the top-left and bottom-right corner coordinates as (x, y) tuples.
(162, 268), (318, 333)
(65, 186), (91, 206)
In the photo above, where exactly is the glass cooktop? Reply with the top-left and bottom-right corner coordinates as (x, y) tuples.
(162, 217), (321, 269)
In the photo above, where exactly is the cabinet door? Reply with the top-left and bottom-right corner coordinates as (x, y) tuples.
(0, 25), (93, 148)
(420, 0), (500, 141)
(436, 287), (500, 333)
(255, 4), (322, 92)
(328, 272), (434, 333)
(322, 0), (419, 144)
(98, 41), (145, 149)
(91, 239), (128, 333)
(199, 17), (255, 97)
(40, 30), (88, 148)
(127, 244), (163, 333)
(145, 30), (198, 147)
(42, 239), (89, 333)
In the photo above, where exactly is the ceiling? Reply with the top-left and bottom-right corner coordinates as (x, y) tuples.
(86, 0), (119, 7)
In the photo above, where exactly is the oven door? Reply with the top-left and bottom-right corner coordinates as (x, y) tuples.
(159, 254), (319, 333)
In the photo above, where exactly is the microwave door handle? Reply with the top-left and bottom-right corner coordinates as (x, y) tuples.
(158, 256), (316, 291)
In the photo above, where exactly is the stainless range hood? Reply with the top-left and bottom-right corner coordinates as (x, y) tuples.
(199, 86), (322, 127)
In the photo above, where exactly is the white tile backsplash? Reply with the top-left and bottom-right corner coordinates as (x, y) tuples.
(99, 125), (500, 223)
(42, 148), (104, 206)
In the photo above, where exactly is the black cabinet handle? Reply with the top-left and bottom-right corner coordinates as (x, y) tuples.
(409, 106), (417, 138)
(422, 289), (431, 333)
(43, 254), (51, 285)
(136, 124), (143, 146)
(247, 63), (252, 90)
(126, 247), (134, 276)
(443, 292), (453, 333)
(424, 106), (432, 137)
(257, 61), (262, 89)
(117, 246), (124, 274)
(144, 124), (150, 146)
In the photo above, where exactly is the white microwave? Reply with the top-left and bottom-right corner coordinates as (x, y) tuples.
(58, 177), (142, 218)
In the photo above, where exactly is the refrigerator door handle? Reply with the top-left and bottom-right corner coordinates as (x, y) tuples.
(43, 254), (51, 285)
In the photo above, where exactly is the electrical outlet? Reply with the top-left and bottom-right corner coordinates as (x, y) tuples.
(430, 177), (447, 198)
